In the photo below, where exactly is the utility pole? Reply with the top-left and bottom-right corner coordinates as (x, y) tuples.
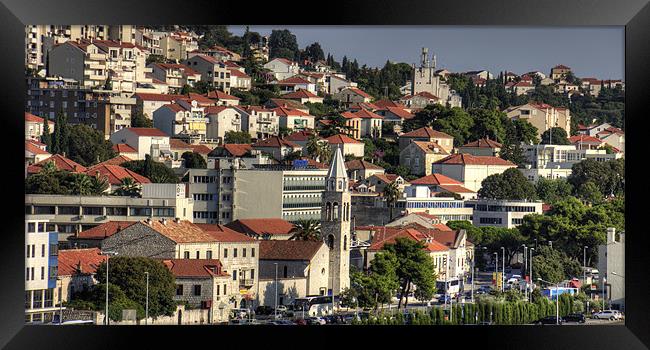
(501, 247), (505, 292)
(145, 271), (149, 325)
(529, 248), (534, 302)
(274, 263), (278, 319)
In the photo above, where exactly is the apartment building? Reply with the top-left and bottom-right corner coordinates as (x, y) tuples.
(233, 165), (328, 222)
(25, 220), (59, 323)
(234, 106), (280, 140)
(25, 183), (193, 245)
(396, 185), (473, 223)
(464, 199), (543, 228)
(204, 106), (243, 144)
(183, 54), (232, 94)
(153, 100), (210, 144)
(109, 127), (171, 161)
(505, 102), (571, 139)
(519, 144), (621, 182)
(431, 154), (517, 192)
(148, 63), (201, 91)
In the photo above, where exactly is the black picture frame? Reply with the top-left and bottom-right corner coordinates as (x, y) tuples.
(1, 0), (649, 348)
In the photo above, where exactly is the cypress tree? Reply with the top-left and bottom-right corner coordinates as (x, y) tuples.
(143, 154), (153, 179)
(59, 112), (70, 156)
(41, 114), (52, 152)
(52, 110), (63, 154)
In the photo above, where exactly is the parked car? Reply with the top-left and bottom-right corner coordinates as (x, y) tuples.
(562, 313), (586, 323)
(593, 310), (623, 320)
(255, 306), (273, 315)
(275, 305), (288, 313)
(294, 318), (307, 326)
(306, 317), (327, 325)
(323, 315), (345, 324)
(533, 316), (562, 325)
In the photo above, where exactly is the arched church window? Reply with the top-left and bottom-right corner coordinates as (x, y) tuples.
(333, 203), (339, 220)
(325, 202), (332, 221)
(343, 235), (347, 250)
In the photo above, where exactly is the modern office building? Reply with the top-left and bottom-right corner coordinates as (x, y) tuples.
(464, 199), (543, 228)
(25, 219), (59, 323)
(396, 185), (473, 223)
(25, 183), (194, 246)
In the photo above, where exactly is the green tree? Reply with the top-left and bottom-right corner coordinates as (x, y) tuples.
(478, 168), (537, 200)
(303, 42), (325, 62)
(469, 108), (507, 142)
(535, 178), (573, 204)
(67, 124), (116, 166)
(89, 172), (110, 195)
(94, 256), (176, 319)
(181, 152), (207, 169)
(576, 181), (603, 205)
(531, 246), (582, 283)
(288, 219), (322, 241)
(383, 181), (400, 221)
(146, 54), (169, 66)
(113, 177), (141, 197)
(383, 238), (437, 309)
(224, 131), (252, 144)
(122, 159), (178, 183)
(568, 158), (624, 197)
(65, 173), (93, 195)
(131, 111), (153, 128)
(269, 29), (299, 60)
(540, 127), (570, 145)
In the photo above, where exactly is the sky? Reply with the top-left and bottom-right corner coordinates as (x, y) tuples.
(229, 26), (624, 80)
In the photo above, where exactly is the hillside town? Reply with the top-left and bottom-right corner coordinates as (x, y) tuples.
(24, 25), (625, 325)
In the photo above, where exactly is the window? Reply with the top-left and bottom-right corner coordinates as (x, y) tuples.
(206, 250), (212, 259)
(106, 207), (127, 216)
(82, 207), (102, 215)
(130, 207), (152, 216)
(193, 285), (201, 296)
(33, 206), (55, 215)
(33, 290), (42, 308)
(25, 291), (32, 309)
(251, 248), (255, 257)
(50, 244), (58, 256)
(26, 268), (29, 281)
(195, 251), (200, 259)
(223, 249), (228, 258)
(41, 267), (45, 280)
(283, 266), (288, 278)
(41, 244), (46, 257)
(216, 284), (220, 295)
(27, 223), (36, 233)
(184, 251), (190, 259)
(176, 284), (183, 296)
(242, 248), (246, 258)
(223, 284), (227, 295)
(233, 270), (237, 280)
(26, 245), (30, 259)
(233, 248), (238, 258)
(31, 245), (35, 258)
(58, 206), (80, 215)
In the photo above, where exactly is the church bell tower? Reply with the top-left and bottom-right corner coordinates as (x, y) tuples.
(321, 147), (351, 295)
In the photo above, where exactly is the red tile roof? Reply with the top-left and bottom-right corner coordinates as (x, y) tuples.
(112, 143), (137, 153)
(188, 144), (214, 155)
(76, 221), (138, 239)
(204, 106), (229, 115)
(135, 93), (185, 102)
(259, 240), (324, 261)
(381, 106), (414, 119)
(410, 173), (463, 186)
(229, 68), (250, 78)
(163, 259), (228, 278)
(193, 224), (255, 242)
(285, 131), (318, 142)
(226, 218), (295, 237)
(345, 87), (373, 99)
(282, 89), (319, 99)
(434, 153), (516, 166)
(144, 220), (220, 243)
(345, 159), (384, 170)
(187, 93), (216, 105)
(272, 57), (297, 66)
(568, 135), (604, 145)
(461, 138), (503, 148)
(58, 248), (106, 276)
(253, 136), (300, 148)
(27, 154), (87, 174)
(276, 76), (312, 85)
(553, 64), (571, 70)
(352, 108), (384, 119)
(401, 127), (453, 139)
(267, 99), (308, 110)
(85, 164), (151, 185)
(437, 184), (476, 194)
(25, 140), (50, 155)
(206, 90), (240, 100)
(272, 106), (311, 117)
(411, 141), (449, 155)
(221, 144), (253, 157)
(94, 155), (133, 167)
(374, 100), (406, 109)
(371, 173), (402, 184)
(125, 128), (168, 137)
(169, 138), (192, 150)
(325, 134), (362, 144)
(25, 112), (52, 124)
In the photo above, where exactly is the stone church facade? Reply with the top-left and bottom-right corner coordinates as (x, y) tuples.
(411, 47), (462, 108)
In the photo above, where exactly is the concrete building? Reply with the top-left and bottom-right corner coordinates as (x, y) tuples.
(332, 87), (373, 109)
(519, 144), (621, 182)
(272, 107), (316, 132)
(345, 160), (385, 181)
(396, 185), (473, 223)
(183, 54), (232, 94)
(458, 138), (503, 157)
(109, 127), (171, 161)
(234, 106), (280, 140)
(505, 102), (571, 139)
(263, 58), (300, 81)
(257, 241), (329, 307)
(252, 136), (302, 162)
(25, 219), (59, 323)
(431, 154), (517, 192)
(134, 93), (186, 119)
(597, 227), (625, 311)
(464, 199), (543, 228)
(56, 248), (106, 308)
(398, 127), (454, 153)
(324, 134), (365, 158)
(25, 112), (54, 141)
(400, 141), (450, 176)
(153, 100), (210, 144)
(340, 109), (384, 139)
(408, 173), (476, 200)
(25, 183), (194, 245)
(226, 218), (295, 240)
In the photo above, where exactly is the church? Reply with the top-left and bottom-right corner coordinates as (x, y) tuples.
(411, 47), (463, 108)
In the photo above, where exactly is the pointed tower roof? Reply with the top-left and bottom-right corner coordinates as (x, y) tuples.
(327, 147), (348, 182)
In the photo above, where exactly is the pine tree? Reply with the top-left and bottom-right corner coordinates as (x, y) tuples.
(143, 154), (153, 179)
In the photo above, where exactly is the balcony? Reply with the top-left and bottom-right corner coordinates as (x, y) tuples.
(239, 279), (254, 288)
(85, 53), (106, 61)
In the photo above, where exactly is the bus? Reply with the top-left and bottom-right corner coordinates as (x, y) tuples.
(291, 295), (338, 317)
(436, 278), (461, 297)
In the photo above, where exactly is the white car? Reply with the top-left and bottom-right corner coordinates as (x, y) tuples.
(275, 305), (288, 313)
(593, 310), (623, 320)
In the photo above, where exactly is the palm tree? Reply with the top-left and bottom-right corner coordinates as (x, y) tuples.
(306, 136), (321, 160)
(67, 173), (93, 195)
(289, 219), (322, 241)
(89, 172), (110, 195)
(114, 177), (141, 197)
(40, 160), (57, 175)
(383, 181), (400, 221)
(317, 142), (332, 164)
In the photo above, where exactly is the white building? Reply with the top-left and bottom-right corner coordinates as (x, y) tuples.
(263, 58), (300, 81)
(153, 100), (210, 144)
(397, 185), (473, 223)
(519, 144), (621, 182)
(109, 127), (171, 160)
(25, 219), (59, 323)
(464, 199), (543, 228)
(431, 154), (517, 193)
(597, 227), (625, 311)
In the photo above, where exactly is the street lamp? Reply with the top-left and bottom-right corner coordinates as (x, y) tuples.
(145, 271), (149, 325)
(274, 263), (278, 320)
(57, 277), (64, 325)
(100, 251), (118, 326)
(602, 277), (607, 311)
(522, 245), (527, 300)
(583, 246), (588, 285)
(500, 247), (505, 292)
(537, 278), (560, 325)
(493, 252), (498, 291)
(529, 248), (535, 302)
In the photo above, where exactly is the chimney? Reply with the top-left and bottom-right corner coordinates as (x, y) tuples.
(146, 217), (153, 225)
(174, 217), (181, 223)
(607, 227), (616, 243)
(161, 218), (167, 225)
